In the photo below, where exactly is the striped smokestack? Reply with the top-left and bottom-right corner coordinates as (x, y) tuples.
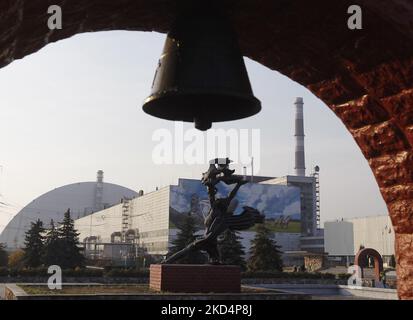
(294, 97), (306, 176)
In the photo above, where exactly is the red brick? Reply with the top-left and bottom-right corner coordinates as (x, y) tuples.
(149, 264), (241, 293)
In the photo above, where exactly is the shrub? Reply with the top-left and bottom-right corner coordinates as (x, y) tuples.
(242, 271), (283, 279)
(0, 243), (8, 267)
(104, 268), (149, 278)
(7, 250), (25, 269)
(8, 267), (48, 277)
(241, 271), (336, 280)
(63, 268), (104, 277)
(0, 266), (8, 277)
(337, 273), (351, 280)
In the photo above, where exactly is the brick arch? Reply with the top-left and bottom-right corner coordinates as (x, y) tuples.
(355, 248), (384, 283)
(1, 0), (412, 299)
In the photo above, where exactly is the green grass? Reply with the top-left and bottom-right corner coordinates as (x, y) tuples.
(19, 284), (155, 295)
(18, 284), (276, 295)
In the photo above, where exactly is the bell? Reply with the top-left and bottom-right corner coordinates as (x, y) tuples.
(142, 9), (261, 131)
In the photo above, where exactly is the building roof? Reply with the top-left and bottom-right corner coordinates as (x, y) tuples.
(0, 181), (137, 249)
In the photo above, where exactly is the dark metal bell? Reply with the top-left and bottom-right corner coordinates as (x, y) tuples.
(142, 9), (261, 131)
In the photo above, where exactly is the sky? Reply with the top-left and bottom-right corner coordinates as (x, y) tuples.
(0, 30), (388, 233)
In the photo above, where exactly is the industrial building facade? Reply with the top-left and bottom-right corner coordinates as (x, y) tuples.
(76, 186), (170, 258)
(73, 97), (325, 264)
(324, 215), (395, 266)
(75, 175), (322, 265)
(0, 171), (138, 250)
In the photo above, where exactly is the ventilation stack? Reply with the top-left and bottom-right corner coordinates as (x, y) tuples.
(294, 98), (306, 177)
(94, 170), (104, 211)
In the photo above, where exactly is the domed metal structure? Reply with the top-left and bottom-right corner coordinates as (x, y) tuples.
(0, 181), (137, 250)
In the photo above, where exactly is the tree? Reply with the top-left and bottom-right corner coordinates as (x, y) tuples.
(43, 219), (62, 266)
(8, 250), (25, 269)
(168, 214), (206, 264)
(0, 243), (8, 267)
(218, 230), (246, 269)
(247, 223), (283, 272)
(389, 255), (396, 268)
(23, 219), (45, 268)
(57, 209), (84, 269)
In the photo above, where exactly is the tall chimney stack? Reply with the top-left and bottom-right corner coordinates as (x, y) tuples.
(294, 97), (306, 176)
(94, 170), (104, 211)
(97, 170), (104, 183)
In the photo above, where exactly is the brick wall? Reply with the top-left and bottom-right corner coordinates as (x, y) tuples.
(150, 264), (241, 293)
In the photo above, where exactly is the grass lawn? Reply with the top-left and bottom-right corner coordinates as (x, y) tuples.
(18, 284), (275, 295)
(19, 284), (155, 295)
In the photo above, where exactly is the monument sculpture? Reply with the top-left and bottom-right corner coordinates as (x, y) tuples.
(163, 158), (265, 264)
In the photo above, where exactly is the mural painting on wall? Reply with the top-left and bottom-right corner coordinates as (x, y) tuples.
(170, 179), (301, 233)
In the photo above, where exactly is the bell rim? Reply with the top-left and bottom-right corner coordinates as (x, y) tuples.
(142, 91), (262, 123)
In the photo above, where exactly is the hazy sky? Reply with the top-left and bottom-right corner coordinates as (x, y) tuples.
(0, 31), (387, 232)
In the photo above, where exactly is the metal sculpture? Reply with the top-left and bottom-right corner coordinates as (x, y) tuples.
(163, 158), (264, 264)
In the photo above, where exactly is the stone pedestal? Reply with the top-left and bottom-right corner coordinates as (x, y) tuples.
(150, 264), (241, 293)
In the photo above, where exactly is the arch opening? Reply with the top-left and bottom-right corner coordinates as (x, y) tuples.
(355, 248), (384, 284)
(1, 0), (413, 299)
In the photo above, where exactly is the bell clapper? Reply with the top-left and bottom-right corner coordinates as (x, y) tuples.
(194, 118), (212, 131)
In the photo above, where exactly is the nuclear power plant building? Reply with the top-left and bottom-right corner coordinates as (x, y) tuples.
(0, 171), (138, 250)
(73, 97), (323, 264)
(74, 174), (323, 265)
(0, 98), (324, 265)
